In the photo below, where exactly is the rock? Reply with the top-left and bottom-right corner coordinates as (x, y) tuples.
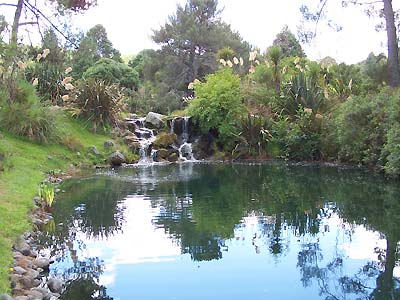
(13, 266), (27, 275)
(88, 146), (100, 155)
(154, 149), (169, 161)
(20, 275), (41, 289)
(26, 290), (43, 300)
(108, 151), (126, 166)
(123, 135), (139, 145)
(32, 197), (41, 206)
(168, 152), (179, 162)
(104, 140), (114, 149)
(0, 294), (13, 300)
(153, 133), (177, 148)
(145, 112), (165, 128)
(26, 269), (40, 279)
(33, 258), (50, 270)
(43, 294), (59, 300)
(13, 237), (31, 256)
(31, 288), (48, 295)
(14, 297), (29, 300)
(47, 278), (64, 294)
(33, 219), (44, 227)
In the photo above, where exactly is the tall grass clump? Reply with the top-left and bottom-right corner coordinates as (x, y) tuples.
(68, 79), (124, 132)
(0, 80), (56, 143)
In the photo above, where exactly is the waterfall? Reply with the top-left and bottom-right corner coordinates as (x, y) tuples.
(177, 117), (195, 162)
(133, 117), (156, 164)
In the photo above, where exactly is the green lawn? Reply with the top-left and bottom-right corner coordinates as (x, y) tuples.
(0, 116), (117, 293)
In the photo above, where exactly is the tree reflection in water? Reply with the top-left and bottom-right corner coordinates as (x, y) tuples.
(39, 163), (400, 299)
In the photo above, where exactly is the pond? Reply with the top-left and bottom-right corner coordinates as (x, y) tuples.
(39, 162), (400, 300)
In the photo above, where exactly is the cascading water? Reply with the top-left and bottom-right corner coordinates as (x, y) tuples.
(173, 117), (196, 162)
(132, 117), (156, 164)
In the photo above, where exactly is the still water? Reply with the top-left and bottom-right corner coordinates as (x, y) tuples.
(39, 162), (400, 300)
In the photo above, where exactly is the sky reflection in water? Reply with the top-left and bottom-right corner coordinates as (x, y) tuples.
(41, 163), (400, 300)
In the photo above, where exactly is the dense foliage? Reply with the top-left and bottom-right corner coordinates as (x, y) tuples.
(188, 68), (245, 146)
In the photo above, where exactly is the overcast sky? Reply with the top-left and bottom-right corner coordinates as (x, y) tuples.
(3, 0), (397, 64)
(71, 0), (393, 64)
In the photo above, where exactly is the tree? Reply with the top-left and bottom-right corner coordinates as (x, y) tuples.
(300, 0), (400, 87)
(72, 24), (121, 78)
(4, 0), (96, 59)
(272, 25), (305, 58)
(83, 58), (139, 90)
(187, 68), (245, 145)
(152, 0), (250, 91)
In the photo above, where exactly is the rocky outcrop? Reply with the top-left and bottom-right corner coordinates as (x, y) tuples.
(145, 112), (165, 129)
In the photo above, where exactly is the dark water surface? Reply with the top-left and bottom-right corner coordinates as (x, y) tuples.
(39, 162), (400, 300)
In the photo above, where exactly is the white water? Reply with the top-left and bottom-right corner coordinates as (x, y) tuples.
(133, 117), (157, 164)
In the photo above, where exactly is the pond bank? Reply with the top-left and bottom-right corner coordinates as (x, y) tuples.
(0, 117), (126, 296)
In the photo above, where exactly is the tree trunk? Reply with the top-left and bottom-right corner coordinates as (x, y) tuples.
(383, 0), (400, 87)
(10, 0), (24, 55)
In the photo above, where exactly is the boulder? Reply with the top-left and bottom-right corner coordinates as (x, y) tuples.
(47, 278), (63, 294)
(108, 151), (126, 166)
(13, 266), (27, 275)
(13, 237), (31, 256)
(154, 149), (169, 161)
(167, 152), (179, 162)
(123, 135), (139, 145)
(145, 112), (165, 128)
(153, 133), (177, 148)
(25, 290), (43, 300)
(33, 258), (50, 270)
(0, 294), (13, 300)
(14, 297), (29, 300)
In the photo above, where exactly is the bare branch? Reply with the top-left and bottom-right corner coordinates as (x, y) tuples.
(0, 3), (17, 7)
(18, 21), (38, 26)
(23, 0), (78, 47)
(314, 0), (329, 37)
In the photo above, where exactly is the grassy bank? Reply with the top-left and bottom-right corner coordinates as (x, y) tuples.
(0, 115), (120, 293)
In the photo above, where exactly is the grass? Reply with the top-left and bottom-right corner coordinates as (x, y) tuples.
(0, 114), (126, 293)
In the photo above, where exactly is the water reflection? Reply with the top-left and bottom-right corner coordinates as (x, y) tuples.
(39, 163), (400, 300)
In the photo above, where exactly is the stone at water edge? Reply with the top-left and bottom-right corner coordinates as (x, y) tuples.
(0, 294), (13, 300)
(13, 237), (31, 256)
(14, 297), (29, 300)
(33, 258), (50, 270)
(108, 151), (126, 166)
(146, 112), (165, 128)
(47, 278), (64, 294)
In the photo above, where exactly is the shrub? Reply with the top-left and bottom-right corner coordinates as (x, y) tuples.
(270, 108), (322, 160)
(232, 114), (272, 158)
(68, 79), (124, 132)
(83, 58), (139, 90)
(0, 80), (56, 143)
(333, 88), (400, 173)
(188, 68), (245, 146)
(278, 72), (327, 116)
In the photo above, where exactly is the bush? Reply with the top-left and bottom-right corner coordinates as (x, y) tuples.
(188, 68), (245, 146)
(232, 114), (272, 158)
(83, 58), (139, 90)
(68, 79), (124, 132)
(270, 108), (322, 160)
(278, 72), (327, 116)
(333, 88), (400, 174)
(0, 80), (56, 143)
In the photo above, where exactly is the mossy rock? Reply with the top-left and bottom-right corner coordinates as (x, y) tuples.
(167, 152), (178, 162)
(156, 148), (169, 160)
(153, 132), (177, 148)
